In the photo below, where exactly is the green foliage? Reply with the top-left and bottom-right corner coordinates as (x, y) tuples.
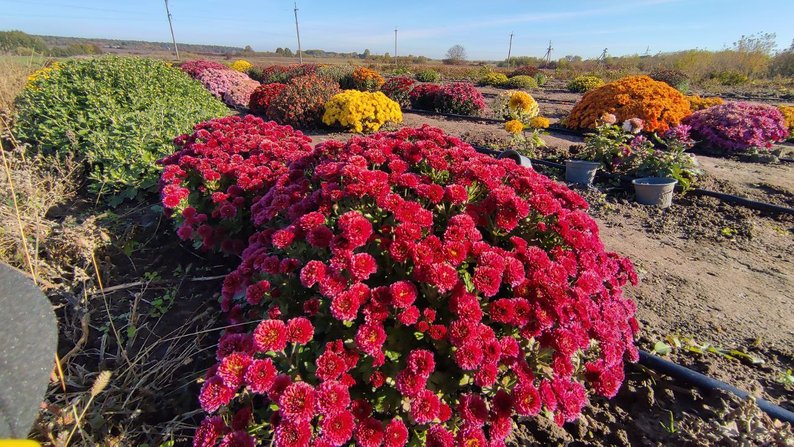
(415, 69), (441, 82)
(0, 30), (48, 53)
(478, 71), (508, 87)
(567, 75), (605, 92)
(14, 56), (230, 205)
(534, 73), (548, 86)
(506, 75), (538, 90)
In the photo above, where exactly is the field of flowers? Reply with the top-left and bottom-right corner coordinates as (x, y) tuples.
(2, 55), (792, 447)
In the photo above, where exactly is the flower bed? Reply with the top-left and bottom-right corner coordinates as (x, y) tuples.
(380, 76), (416, 108)
(267, 74), (341, 129)
(251, 64), (319, 84)
(566, 75), (604, 93)
(192, 125), (639, 447)
(687, 95), (724, 111)
(566, 75), (691, 133)
(682, 101), (789, 151)
(158, 115), (313, 254)
(509, 65), (539, 78)
(196, 68), (256, 100)
(433, 82), (487, 116)
(322, 90), (402, 133)
(479, 72), (509, 87)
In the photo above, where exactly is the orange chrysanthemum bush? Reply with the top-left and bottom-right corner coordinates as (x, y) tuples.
(351, 67), (385, 92)
(566, 76), (692, 133)
(192, 125), (640, 447)
(267, 75), (341, 129)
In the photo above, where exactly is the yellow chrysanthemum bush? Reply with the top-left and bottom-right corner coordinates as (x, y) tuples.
(322, 90), (402, 133)
(479, 71), (509, 87)
(492, 90), (539, 124)
(687, 95), (724, 111)
(779, 105), (794, 140)
(229, 59), (253, 72)
(566, 75), (692, 133)
(351, 66), (385, 92)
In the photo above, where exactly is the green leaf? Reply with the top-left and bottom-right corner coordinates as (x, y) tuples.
(653, 341), (672, 356)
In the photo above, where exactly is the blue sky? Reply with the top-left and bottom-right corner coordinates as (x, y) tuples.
(1, 0), (793, 60)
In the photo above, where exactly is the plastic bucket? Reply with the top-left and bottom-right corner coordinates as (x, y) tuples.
(497, 149), (533, 168)
(565, 160), (600, 185)
(632, 177), (678, 208)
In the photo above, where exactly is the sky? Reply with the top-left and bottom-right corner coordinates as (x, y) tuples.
(1, 0), (793, 60)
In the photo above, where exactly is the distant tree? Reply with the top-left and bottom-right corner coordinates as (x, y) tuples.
(732, 32), (776, 55)
(444, 44), (467, 65)
(731, 32), (776, 77)
(243, 45), (254, 53)
(362, 48), (371, 59)
(283, 48), (293, 57)
(276, 47), (284, 55)
(0, 30), (47, 53)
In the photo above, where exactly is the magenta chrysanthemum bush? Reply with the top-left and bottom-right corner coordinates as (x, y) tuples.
(434, 82), (487, 116)
(158, 115), (312, 254)
(180, 60), (229, 78)
(682, 101), (789, 151)
(194, 125), (639, 447)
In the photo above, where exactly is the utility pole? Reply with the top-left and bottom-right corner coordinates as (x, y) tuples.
(598, 47), (608, 64)
(543, 40), (553, 67)
(507, 32), (513, 68)
(163, 0), (179, 61)
(294, 2), (303, 63)
(394, 27), (398, 58)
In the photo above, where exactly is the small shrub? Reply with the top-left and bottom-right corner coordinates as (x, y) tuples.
(506, 75), (538, 90)
(687, 95), (724, 111)
(322, 90), (402, 133)
(434, 82), (487, 116)
(566, 75), (691, 133)
(509, 65), (539, 77)
(249, 83), (288, 116)
(409, 83), (441, 110)
(230, 59), (253, 72)
(567, 75), (605, 93)
(196, 125), (639, 445)
(682, 101), (788, 151)
(14, 56), (230, 203)
(415, 69), (441, 82)
(159, 115), (313, 254)
(649, 68), (689, 92)
(479, 72), (509, 87)
(267, 74), (341, 129)
(351, 67), (385, 91)
(779, 105), (794, 140)
(534, 73), (548, 86)
(380, 76), (416, 108)
(708, 70), (749, 86)
(180, 59), (228, 78)
(222, 78), (260, 110)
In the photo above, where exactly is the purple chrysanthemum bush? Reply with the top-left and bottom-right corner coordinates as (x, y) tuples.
(161, 124), (640, 447)
(682, 101), (789, 151)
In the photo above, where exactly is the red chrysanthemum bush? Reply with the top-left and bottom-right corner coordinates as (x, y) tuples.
(249, 83), (288, 116)
(267, 74), (341, 129)
(158, 115), (312, 254)
(195, 125), (639, 446)
(409, 83), (441, 111)
(434, 82), (487, 116)
(379, 76), (416, 108)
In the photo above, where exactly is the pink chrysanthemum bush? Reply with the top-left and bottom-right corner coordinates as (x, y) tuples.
(194, 125), (639, 447)
(222, 78), (261, 110)
(434, 82), (487, 116)
(682, 101), (789, 152)
(196, 68), (257, 102)
(158, 115), (312, 254)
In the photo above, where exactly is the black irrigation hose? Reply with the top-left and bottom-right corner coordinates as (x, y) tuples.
(470, 146), (794, 216)
(403, 108), (504, 124)
(638, 350), (794, 424)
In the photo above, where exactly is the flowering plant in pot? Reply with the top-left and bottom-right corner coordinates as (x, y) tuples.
(193, 125), (639, 447)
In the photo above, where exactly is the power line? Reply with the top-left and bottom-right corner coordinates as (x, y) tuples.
(163, 0), (179, 61)
(294, 2), (303, 63)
